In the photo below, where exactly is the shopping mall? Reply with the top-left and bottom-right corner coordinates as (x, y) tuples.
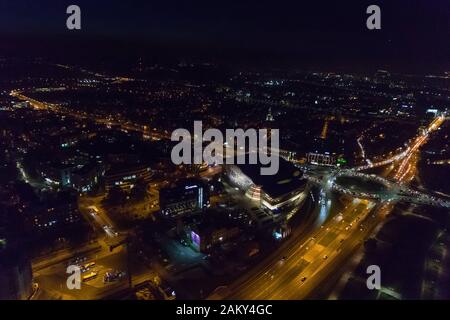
(225, 159), (309, 214)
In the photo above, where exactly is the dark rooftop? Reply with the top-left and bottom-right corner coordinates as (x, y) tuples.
(235, 158), (307, 198)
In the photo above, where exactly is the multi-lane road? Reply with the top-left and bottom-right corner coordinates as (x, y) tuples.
(10, 90), (169, 140)
(219, 114), (446, 300)
(228, 199), (376, 299)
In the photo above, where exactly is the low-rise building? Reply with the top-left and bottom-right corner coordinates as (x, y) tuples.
(28, 191), (81, 232)
(225, 159), (309, 213)
(105, 164), (152, 191)
(187, 211), (240, 253)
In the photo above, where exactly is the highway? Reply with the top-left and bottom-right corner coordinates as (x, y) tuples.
(229, 199), (376, 299)
(354, 115), (445, 172)
(10, 90), (169, 141)
(220, 114), (446, 300)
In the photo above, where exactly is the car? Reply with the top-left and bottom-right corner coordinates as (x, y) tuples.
(323, 255), (328, 260)
(300, 276), (307, 283)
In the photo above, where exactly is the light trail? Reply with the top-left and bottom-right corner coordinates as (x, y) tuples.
(10, 90), (169, 141)
(357, 136), (372, 165)
(355, 115), (445, 171)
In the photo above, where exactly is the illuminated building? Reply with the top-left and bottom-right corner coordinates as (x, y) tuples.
(225, 159), (309, 213)
(39, 163), (78, 187)
(28, 191), (82, 231)
(159, 178), (210, 219)
(12, 101), (29, 109)
(39, 159), (104, 193)
(306, 152), (337, 166)
(70, 162), (105, 193)
(59, 132), (96, 148)
(188, 210), (240, 252)
(190, 225), (240, 253)
(105, 164), (152, 191)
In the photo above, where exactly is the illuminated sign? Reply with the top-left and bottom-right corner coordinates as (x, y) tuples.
(198, 187), (203, 208)
(191, 230), (200, 250)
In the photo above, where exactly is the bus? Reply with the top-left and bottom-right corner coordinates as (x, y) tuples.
(82, 271), (98, 282)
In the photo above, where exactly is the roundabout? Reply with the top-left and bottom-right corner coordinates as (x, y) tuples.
(329, 171), (398, 201)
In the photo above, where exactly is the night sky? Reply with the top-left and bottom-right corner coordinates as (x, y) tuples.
(0, 0), (448, 72)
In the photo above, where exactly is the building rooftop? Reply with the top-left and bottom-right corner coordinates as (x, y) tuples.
(235, 158), (307, 199)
